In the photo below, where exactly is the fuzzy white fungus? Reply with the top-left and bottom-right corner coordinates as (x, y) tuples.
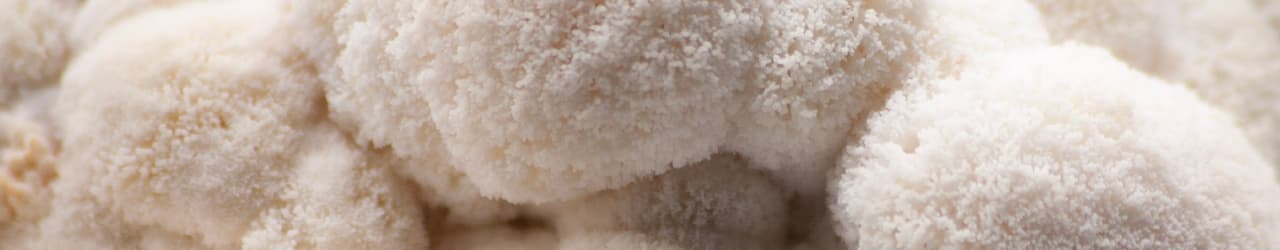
(833, 45), (1280, 249)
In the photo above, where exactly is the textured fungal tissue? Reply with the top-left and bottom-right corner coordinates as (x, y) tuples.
(2, 0), (1280, 249)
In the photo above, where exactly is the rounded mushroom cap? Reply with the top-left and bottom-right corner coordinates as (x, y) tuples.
(407, 0), (771, 203)
(833, 45), (1280, 249)
(284, 0), (522, 224)
(54, 1), (314, 246)
(289, 0), (936, 204)
(0, 0), (77, 106)
(47, 1), (429, 249)
(1031, 0), (1280, 169)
